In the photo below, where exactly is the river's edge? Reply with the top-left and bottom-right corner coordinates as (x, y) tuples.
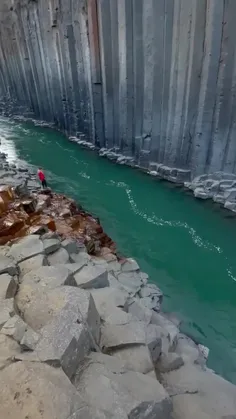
(0, 146), (236, 417)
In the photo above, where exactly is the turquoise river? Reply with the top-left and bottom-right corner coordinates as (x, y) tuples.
(0, 117), (236, 383)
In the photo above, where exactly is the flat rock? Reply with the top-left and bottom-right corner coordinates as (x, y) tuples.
(0, 361), (85, 419)
(0, 254), (18, 276)
(111, 345), (154, 374)
(34, 309), (92, 380)
(21, 265), (76, 289)
(0, 334), (21, 370)
(121, 258), (140, 272)
(43, 238), (61, 255)
(75, 353), (172, 419)
(74, 265), (109, 289)
(19, 254), (48, 276)
(8, 235), (44, 262)
(16, 285), (100, 343)
(48, 247), (70, 265)
(0, 273), (17, 299)
(1, 315), (27, 343)
(100, 322), (146, 351)
(61, 238), (79, 254)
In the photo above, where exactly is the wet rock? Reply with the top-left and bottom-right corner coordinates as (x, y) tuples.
(0, 361), (85, 419)
(19, 254), (48, 276)
(21, 265), (76, 289)
(0, 254), (18, 276)
(8, 235), (44, 262)
(43, 238), (61, 254)
(1, 314), (27, 343)
(74, 265), (109, 289)
(100, 322), (146, 352)
(0, 273), (17, 299)
(75, 352), (172, 419)
(0, 334), (21, 370)
(47, 247), (70, 265)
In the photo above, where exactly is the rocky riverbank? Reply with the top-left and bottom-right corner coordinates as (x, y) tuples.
(0, 153), (236, 419)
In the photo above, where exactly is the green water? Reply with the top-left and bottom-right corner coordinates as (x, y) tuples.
(1, 117), (236, 383)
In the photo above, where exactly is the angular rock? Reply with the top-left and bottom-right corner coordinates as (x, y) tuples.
(107, 260), (121, 273)
(0, 254), (18, 276)
(156, 352), (184, 373)
(0, 334), (21, 370)
(194, 188), (209, 199)
(100, 322), (146, 352)
(0, 361), (85, 419)
(63, 262), (87, 274)
(175, 333), (200, 364)
(75, 353), (172, 419)
(8, 235), (44, 262)
(224, 201), (236, 212)
(48, 247), (70, 265)
(16, 285), (100, 343)
(140, 295), (161, 312)
(21, 265), (76, 289)
(111, 345), (154, 374)
(62, 238), (79, 254)
(116, 272), (142, 294)
(70, 252), (91, 264)
(121, 258), (139, 272)
(151, 312), (179, 351)
(146, 324), (170, 357)
(20, 328), (40, 351)
(35, 310), (92, 380)
(91, 286), (129, 309)
(0, 273), (17, 299)
(1, 315), (27, 343)
(126, 299), (152, 324)
(139, 283), (163, 300)
(0, 298), (15, 329)
(19, 254), (48, 276)
(43, 238), (61, 255)
(74, 265), (109, 289)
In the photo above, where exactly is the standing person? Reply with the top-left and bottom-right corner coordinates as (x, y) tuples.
(37, 167), (47, 188)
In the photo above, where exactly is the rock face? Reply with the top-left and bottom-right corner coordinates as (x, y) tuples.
(2, 1), (236, 178)
(0, 217), (235, 418)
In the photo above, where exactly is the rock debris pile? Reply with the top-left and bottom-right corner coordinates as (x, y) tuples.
(0, 156), (236, 418)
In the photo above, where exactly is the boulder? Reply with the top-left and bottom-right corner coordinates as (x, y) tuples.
(47, 247), (70, 265)
(0, 273), (17, 299)
(70, 252), (91, 264)
(116, 272), (143, 294)
(0, 361), (86, 419)
(111, 345), (154, 374)
(151, 312), (179, 351)
(194, 188), (209, 199)
(107, 260), (121, 273)
(74, 265), (109, 289)
(0, 254), (18, 276)
(156, 352), (184, 373)
(63, 262), (87, 274)
(224, 201), (236, 212)
(100, 322), (146, 352)
(43, 238), (61, 255)
(139, 283), (163, 300)
(16, 285), (100, 343)
(162, 363), (236, 418)
(146, 324), (170, 357)
(61, 238), (79, 254)
(139, 295), (161, 312)
(121, 258), (139, 272)
(8, 235), (44, 262)
(75, 353), (172, 419)
(175, 334), (202, 364)
(34, 309), (92, 380)
(0, 298), (15, 329)
(1, 315), (27, 343)
(19, 254), (48, 276)
(20, 328), (40, 351)
(91, 287), (129, 309)
(21, 265), (76, 289)
(0, 334), (21, 370)
(126, 299), (152, 324)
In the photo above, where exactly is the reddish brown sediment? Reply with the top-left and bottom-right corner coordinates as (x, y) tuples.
(0, 185), (116, 256)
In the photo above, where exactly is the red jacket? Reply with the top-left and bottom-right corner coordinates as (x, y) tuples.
(37, 170), (45, 181)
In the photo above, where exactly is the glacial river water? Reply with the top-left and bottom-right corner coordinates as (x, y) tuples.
(1, 117), (236, 383)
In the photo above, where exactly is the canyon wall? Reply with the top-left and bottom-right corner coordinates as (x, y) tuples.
(0, 0), (236, 176)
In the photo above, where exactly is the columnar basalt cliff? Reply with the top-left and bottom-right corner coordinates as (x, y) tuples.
(1, 0), (236, 176)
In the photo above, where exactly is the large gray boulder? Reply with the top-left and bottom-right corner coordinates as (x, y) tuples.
(0, 273), (17, 299)
(20, 265), (76, 289)
(111, 345), (154, 374)
(75, 352), (172, 419)
(18, 254), (48, 276)
(8, 235), (44, 262)
(100, 322), (146, 352)
(16, 285), (100, 343)
(0, 254), (18, 276)
(74, 265), (109, 289)
(48, 247), (70, 265)
(0, 361), (86, 419)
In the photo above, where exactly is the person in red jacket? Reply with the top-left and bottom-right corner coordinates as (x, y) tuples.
(37, 167), (47, 188)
